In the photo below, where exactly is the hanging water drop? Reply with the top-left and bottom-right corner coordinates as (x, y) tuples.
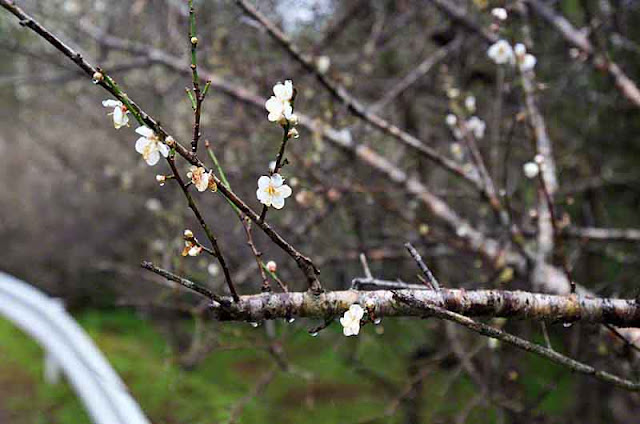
(563, 322), (572, 328)
(309, 331), (319, 337)
(287, 317), (295, 323)
(249, 322), (259, 328)
(373, 318), (382, 325)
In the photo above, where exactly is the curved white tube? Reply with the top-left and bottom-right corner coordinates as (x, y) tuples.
(0, 272), (150, 424)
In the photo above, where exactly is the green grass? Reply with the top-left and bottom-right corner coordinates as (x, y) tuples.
(0, 310), (573, 423)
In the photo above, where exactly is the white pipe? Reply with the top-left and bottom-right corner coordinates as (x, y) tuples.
(0, 272), (150, 424)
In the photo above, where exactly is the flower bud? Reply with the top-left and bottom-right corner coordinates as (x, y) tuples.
(287, 128), (299, 139)
(156, 175), (166, 186)
(92, 72), (104, 83)
(190, 36), (198, 45)
(183, 229), (194, 239)
(165, 136), (176, 147)
(266, 260), (277, 273)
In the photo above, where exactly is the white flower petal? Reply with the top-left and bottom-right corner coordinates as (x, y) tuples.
(278, 184), (292, 199)
(258, 175), (271, 190)
(283, 80), (293, 100)
(273, 82), (287, 100)
(135, 126), (154, 137)
(271, 195), (285, 209)
(135, 137), (149, 154)
(146, 150), (160, 166)
(113, 107), (124, 128)
(265, 96), (282, 113)
(270, 173), (284, 187)
(158, 143), (170, 157)
(102, 99), (120, 108)
(350, 304), (365, 320)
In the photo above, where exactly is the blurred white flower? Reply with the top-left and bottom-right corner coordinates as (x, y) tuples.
(523, 161), (540, 179)
(514, 43), (537, 71)
(269, 161), (277, 173)
(466, 116), (486, 139)
(465, 95), (476, 113)
(207, 263), (220, 277)
(134, 126), (169, 166)
(102, 99), (129, 129)
(256, 174), (292, 209)
(145, 198), (162, 213)
(266, 260), (277, 272)
(488, 40), (515, 65)
(265, 80), (295, 124)
(491, 7), (508, 21)
(450, 142), (464, 161)
(446, 114), (457, 127)
(187, 166), (215, 192)
(340, 304), (365, 337)
(316, 55), (331, 73)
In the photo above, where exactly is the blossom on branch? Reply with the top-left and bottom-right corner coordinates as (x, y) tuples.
(256, 174), (292, 209)
(466, 116), (486, 139)
(523, 161), (540, 179)
(134, 126), (169, 166)
(514, 43), (537, 72)
(487, 40), (515, 65)
(181, 229), (202, 257)
(265, 80), (297, 125)
(491, 7), (508, 21)
(187, 166), (216, 192)
(340, 304), (365, 336)
(102, 99), (129, 129)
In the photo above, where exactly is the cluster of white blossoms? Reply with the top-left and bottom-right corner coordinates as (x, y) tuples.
(446, 110), (486, 140)
(487, 40), (537, 72)
(103, 98), (173, 167)
(187, 166), (217, 192)
(265, 80), (298, 126)
(257, 81), (302, 210)
(340, 304), (365, 337)
(256, 174), (292, 209)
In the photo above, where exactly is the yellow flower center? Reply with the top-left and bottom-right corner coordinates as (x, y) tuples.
(266, 184), (277, 196)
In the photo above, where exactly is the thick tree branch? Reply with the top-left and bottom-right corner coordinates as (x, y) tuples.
(208, 286), (640, 328)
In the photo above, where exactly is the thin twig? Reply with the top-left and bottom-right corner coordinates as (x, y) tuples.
(394, 292), (640, 391)
(141, 261), (229, 306)
(404, 242), (440, 290)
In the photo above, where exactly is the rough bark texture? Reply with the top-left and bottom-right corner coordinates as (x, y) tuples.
(210, 287), (640, 328)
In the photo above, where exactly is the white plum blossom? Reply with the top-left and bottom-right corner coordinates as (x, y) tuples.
(256, 173), (292, 209)
(466, 116), (486, 139)
(465, 95), (476, 113)
(487, 40), (515, 65)
(187, 166), (216, 192)
(102, 99), (129, 129)
(265, 80), (296, 125)
(134, 126), (169, 166)
(316, 55), (331, 73)
(514, 43), (537, 72)
(491, 7), (508, 21)
(340, 304), (365, 337)
(445, 114), (457, 127)
(523, 161), (540, 179)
